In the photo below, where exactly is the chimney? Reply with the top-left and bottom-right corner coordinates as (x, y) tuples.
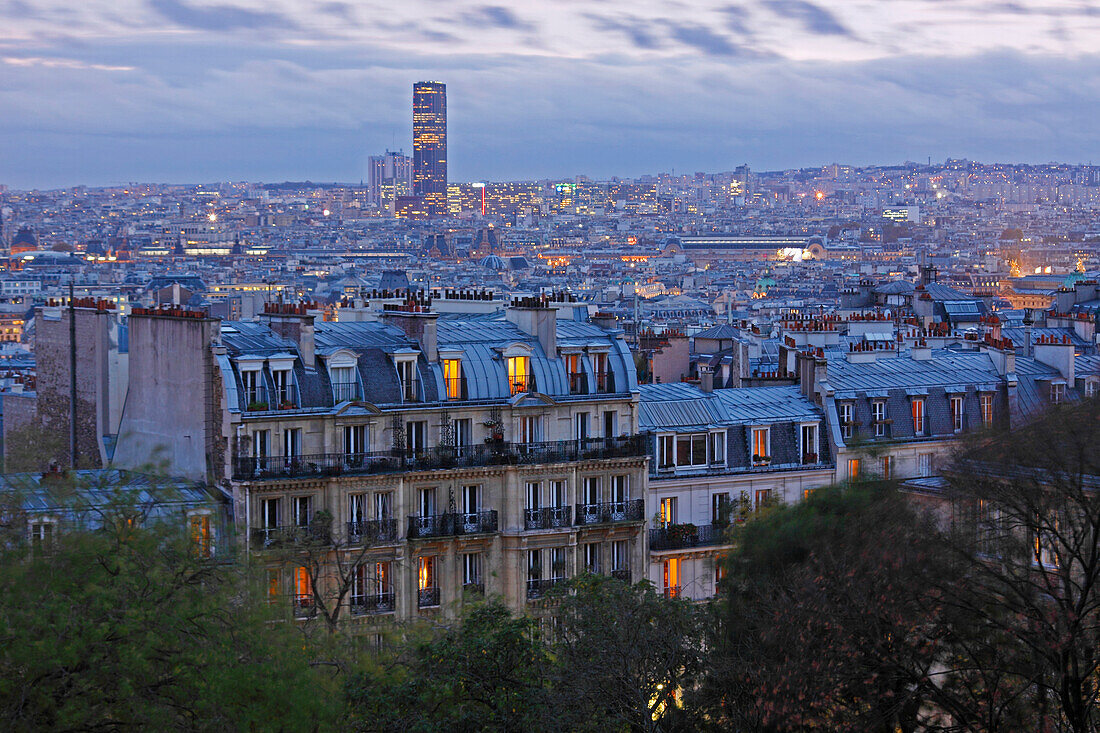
(506, 296), (557, 356)
(260, 302), (316, 369)
(980, 339), (1016, 376)
(699, 364), (714, 393)
(1033, 334), (1075, 383)
(381, 296), (439, 361)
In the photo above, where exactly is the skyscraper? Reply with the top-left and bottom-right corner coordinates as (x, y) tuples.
(412, 81), (447, 218)
(368, 149), (413, 212)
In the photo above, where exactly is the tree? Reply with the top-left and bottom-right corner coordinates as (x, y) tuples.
(941, 398), (1100, 732)
(345, 600), (551, 732)
(549, 574), (705, 732)
(0, 506), (339, 731)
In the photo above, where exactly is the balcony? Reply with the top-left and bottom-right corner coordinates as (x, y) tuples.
(443, 376), (465, 401)
(347, 518), (398, 544)
(662, 586), (682, 599)
(351, 592), (395, 615)
(568, 372), (588, 395)
(407, 510), (498, 539)
(596, 372), (614, 393)
(250, 524), (330, 549)
(526, 578), (563, 600)
(232, 436), (648, 481)
(331, 381), (361, 403)
(524, 505), (572, 530)
(649, 523), (730, 552)
(418, 587), (440, 608)
(575, 498), (645, 526)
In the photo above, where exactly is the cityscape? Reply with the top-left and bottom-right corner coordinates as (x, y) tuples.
(2, 3), (1100, 730)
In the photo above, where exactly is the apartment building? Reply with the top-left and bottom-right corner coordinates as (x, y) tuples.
(112, 295), (649, 624)
(640, 383), (834, 600)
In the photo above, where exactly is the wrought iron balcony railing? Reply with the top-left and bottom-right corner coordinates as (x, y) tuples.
(524, 505), (572, 530)
(250, 524), (330, 549)
(347, 518), (398, 544)
(350, 591), (395, 615)
(648, 523), (730, 551)
(568, 372), (588, 395)
(232, 436), (648, 481)
(407, 510), (498, 539)
(575, 498), (645, 526)
(663, 585), (682, 599)
(526, 577), (564, 600)
(418, 587), (440, 608)
(331, 381), (361, 403)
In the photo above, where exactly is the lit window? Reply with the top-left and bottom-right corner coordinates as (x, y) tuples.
(443, 359), (462, 400)
(752, 428), (769, 465)
(418, 556), (435, 591)
(189, 513), (212, 558)
(848, 458), (861, 479)
(881, 455), (892, 479)
(659, 497), (677, 525)
(508, 356), (530, 394)
(662, 558), (680, 597)
(980, 393), (994, 425)
(911, 398), (925, 434)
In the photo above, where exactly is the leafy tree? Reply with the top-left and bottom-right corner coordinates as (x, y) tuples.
(0, 509), (340, 731)
(345, 601), (551, 732)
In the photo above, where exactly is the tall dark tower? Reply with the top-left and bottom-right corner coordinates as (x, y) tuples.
(412, 81), (448, 217)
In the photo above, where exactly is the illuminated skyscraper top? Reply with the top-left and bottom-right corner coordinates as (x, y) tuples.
(412, 81), (447, 218)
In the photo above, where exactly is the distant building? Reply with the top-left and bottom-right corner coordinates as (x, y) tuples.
(412, 81), (448, 218)
(368, 150), (413, 211)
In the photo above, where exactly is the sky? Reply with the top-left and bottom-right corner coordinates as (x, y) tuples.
(2, 0), (1100, 189)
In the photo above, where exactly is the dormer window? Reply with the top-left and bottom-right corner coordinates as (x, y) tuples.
(751, 427), (771, 466)
(508, 355), (531, 395)
(871, 400), (886, 437)
(911, 398), (925, 435)
(443, 358), (463, 400)
(566, 353), (587, 395)
(593, 352), (611, 393)
(271, 368), (294, 408)
(1051, 383), (1065, 404)
(395, 358), (419, 402)
(1086, 380), (1097, 399)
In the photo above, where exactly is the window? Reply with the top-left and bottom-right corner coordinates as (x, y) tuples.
(397, 359), (418, 402)
(752, 428), (770, 465)
(508, 355), (530, 394)
(662, 558), (680, 597)
(881, 455), (892, 479)
(712, 493), (731, 524)
(566, 354), (585, 394)
(462, 484), (480, 517)
(291, 496), (311, 527)
(550, 480), (566, 507)
(594, 352), (610, 392)
(1051, 383), (1065, 404)
(283, 428), (301, 459)
(189, 513), (212, 558)
(754, 489), (773, 509)
(526, 481), (541, 510)
(584, 542), (601, 574)
(260, 498), (280, 528)
(603, 410), (618, 439)
(407, 420), (427, 455)
(463, 553), (482, 588)
(419, 487), (436, 517)
(550, 548), (566, 580)
(611, 475), (629, 503)
(443, 359), (462, 400)
(29, 520), (55, 554)
(527, 549), (542, 583)
(911, 398), (925, 435)
(575, 412), (589, 441)
(676, 434), (707, 466)
(252, 429), (269, 459)
(658, 435), (674, 468)
(454, 419), (472, 452)
(980, 393), (994, 425)
(611, 540), (628, 573)
(241, 368), (263, 405)
(374, 491), (392, 520)
(267, 569), (281, 601)
(294, 566), (313, 614)
(871, 401), (886, 437)
(519, 415), (542, 444)
(352, 561), (391, 608)
(343, 425), (366, 456)
(349, 493), (367, 524)
(847, 458), (861, 480)
(330, 366), (357, 401)
(838, 402), (853, 439)
(1086, 381), (1097, 399)
(709, 432), (726, 465)
(582, 476), (601, 505)
(801, 424), (818, 463)
(272, 368), (293, 405)
(659, 496), (677, 526)
(918, 453), (933, 477)
(418, 556), (436, 592)
(950, 396), (964, 432)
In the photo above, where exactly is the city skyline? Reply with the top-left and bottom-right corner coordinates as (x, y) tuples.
(2, 0), (1100, 189)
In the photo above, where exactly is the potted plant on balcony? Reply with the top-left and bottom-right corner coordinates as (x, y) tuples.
(246, 400), (268, 411)
(802, 451), (818, 464)
(666, 522), (698, 546)
(752, 454), (772, 466)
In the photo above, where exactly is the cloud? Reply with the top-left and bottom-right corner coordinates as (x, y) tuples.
(146, 0), (296, 31)
(668, 23), (741, 56)
(3, 55), (133, 71)
(587, 14), (662, 50)
(763, 0), (853, 37)
(459, 5), (534, 32)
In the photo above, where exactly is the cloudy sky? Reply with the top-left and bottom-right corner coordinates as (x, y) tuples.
(2, 0), (1099, 188)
